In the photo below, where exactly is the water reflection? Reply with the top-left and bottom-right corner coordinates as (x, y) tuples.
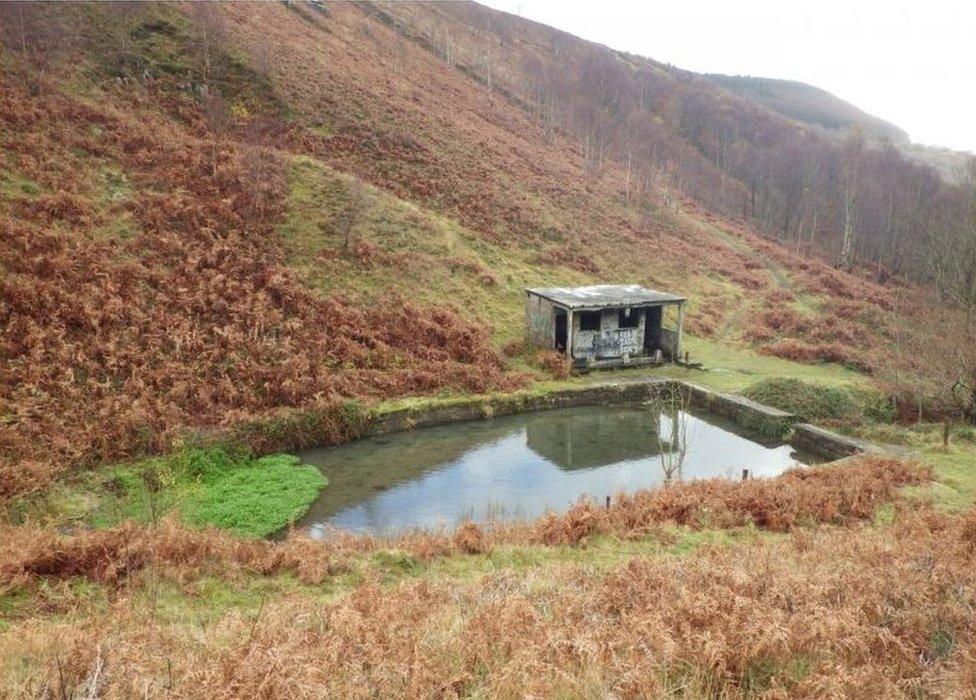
(294, 404), (812, 536)
(524, 406), (663, 469)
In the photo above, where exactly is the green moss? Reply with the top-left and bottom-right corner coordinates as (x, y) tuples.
(182, 455), (326, 537)
(77, 447), (327, 537)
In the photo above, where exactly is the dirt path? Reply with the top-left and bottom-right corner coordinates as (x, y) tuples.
(695, 220), (794, 342)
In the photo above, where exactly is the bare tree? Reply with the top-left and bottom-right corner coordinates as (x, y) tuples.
(339, 180), (369, 255)
(923, 159), (976, 309)
(100, 2), (144, 77)
(959, 160), (976, 310)
(191, 2), (225, 94)
(928, 312), (976, 428)
(884, 304), (976, 439)
(839, 129), (863, 271)
(201, 93), (229, 179)
(482, 25), (493, 103)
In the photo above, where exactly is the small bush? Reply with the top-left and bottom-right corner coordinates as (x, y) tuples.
(453, 521), (490, 554)
(742, 378), (893, 425)
(534, 350), (570, 379)
(501, 339), (524, 357)
(743, 378), (855, 421)
(759, 338), (870, 370)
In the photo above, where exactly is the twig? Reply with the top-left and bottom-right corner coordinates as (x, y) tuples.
(246, 594), (268, 647)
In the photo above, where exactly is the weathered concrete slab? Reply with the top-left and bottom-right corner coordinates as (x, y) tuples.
(790, 423), (873, 460)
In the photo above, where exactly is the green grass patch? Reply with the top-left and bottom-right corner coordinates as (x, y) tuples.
(741, 377), (893, 424)
(916, 443), (976, 512)
(92, 447), (327, 537)
(182, 454), (327, 537)
(277, 155), (594, 350)
(657, 336), (870, 393)
(840, 419), (976, 512)
(0, 170), (42, 199)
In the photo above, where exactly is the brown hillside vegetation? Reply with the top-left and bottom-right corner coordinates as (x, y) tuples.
(6, 458), (976, 697)
(9, 511), (976, 698)
(0, 78), (520, 491)
(0, 1), (955, 493)
(376, 2), (975, 297)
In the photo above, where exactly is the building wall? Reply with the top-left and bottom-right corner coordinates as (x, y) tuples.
(525, 293), (555, 349)
(571, 307), (645, 360)
(660, 328), (678, 359)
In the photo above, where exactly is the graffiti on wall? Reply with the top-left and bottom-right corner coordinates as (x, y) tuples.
(577, 328), (642, 359)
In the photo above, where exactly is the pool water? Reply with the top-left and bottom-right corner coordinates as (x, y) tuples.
(294, 403), (814, 536)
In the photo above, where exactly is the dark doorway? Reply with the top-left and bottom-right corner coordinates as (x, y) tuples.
(554, 309), (567, 353)
(643, 305), (662, 355)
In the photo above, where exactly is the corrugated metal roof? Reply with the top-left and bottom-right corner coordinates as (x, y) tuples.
(526, 284), (685, 309)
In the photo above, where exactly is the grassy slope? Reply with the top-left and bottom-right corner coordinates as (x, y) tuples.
(0, 1), (928, 486)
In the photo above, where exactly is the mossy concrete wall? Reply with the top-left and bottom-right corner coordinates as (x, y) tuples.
(366, 379), (670, 437)
(681, 383), (797, 439)
(264, 377), (877, 464)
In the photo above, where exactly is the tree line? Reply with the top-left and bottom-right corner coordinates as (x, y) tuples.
(514, 44), (976, 306)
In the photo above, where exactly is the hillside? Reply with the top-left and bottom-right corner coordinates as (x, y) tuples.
(704, 74), (909, 143)
(375, 1), (973, 283)
(2, 0), (941, 494)
(707, 73), (972, 183)
(5, 2), (976, 696)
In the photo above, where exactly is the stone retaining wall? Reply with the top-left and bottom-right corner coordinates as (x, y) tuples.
(681, 383), (798, 439)
(354, 378), (876, 462)
(365, 379), (670, 437)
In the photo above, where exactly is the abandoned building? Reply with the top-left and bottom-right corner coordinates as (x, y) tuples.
(525, 284), (686, 368)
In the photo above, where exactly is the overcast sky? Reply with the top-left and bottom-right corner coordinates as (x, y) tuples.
(479, 0), (976, 153)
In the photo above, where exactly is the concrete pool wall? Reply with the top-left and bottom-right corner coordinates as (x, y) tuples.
(362, 378), (877, 462)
